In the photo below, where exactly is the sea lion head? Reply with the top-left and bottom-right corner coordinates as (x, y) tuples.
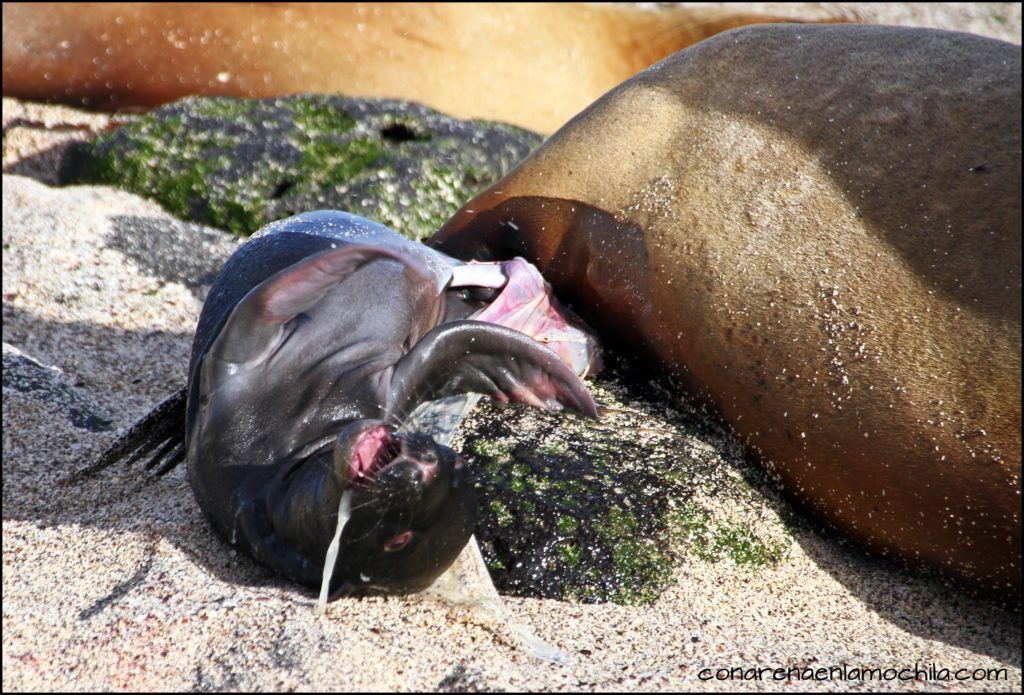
(328, 419), (477, 596)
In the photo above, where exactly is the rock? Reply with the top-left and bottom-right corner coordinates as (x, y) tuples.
(1, 174), (230, 420)
(2, 342), (113, 432)
(459, 354), (793, 605)
(61, 95), (542, 240)
(2, 97), (110, 185)
(104, 215), (238, 298)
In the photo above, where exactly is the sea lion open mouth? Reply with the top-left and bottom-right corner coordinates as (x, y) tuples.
(318, 417), (467, 604)
(343, 421), (441, 487)
(350, 424), (400, 483)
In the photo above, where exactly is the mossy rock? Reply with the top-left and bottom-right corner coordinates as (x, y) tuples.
(457, 353), (794, 606)
(61, 95), (541, 240)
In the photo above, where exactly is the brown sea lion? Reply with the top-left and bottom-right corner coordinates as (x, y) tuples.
(1, 2), (854, 132)
(430, 24), (1023, 601)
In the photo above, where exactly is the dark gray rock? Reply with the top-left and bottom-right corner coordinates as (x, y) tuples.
(2, 342), (113, 432)
(458, 354), (794, 605)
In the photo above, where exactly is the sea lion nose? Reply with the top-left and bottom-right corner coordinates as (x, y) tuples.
(413, 459), (438, 485)
(396, 437), (442, 484)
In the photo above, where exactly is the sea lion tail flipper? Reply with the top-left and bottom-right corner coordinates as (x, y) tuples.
(210, 244), (423, 364)
(385, 320), (598, 422)
(71, 386), (187, 481)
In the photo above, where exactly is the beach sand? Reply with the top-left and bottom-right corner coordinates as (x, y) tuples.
(3, 4), (1021, 691)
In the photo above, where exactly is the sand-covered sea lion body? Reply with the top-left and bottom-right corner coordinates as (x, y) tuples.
(2, 2), (853, 132)
(431, 25), (1022, 600)
(100, 211), (598, 596)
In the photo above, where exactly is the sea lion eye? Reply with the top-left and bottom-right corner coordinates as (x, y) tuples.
(384, 531), (413, 552)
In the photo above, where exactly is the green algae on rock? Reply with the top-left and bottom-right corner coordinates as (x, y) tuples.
(675, 503), (789, 567)
(61, 95), (542, 240)
(455, 356), (795, 605)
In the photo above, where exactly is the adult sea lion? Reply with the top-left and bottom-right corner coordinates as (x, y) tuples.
(96, 211), (598, 596)
(430, 25), (1022, 601)
(1, 2), (854, 132)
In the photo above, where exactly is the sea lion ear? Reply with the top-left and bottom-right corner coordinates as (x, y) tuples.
(210, 245), (406, 364)
(385, 320), (598, 421)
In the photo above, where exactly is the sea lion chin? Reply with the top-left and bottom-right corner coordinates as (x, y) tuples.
(430, 24), (1023, 603)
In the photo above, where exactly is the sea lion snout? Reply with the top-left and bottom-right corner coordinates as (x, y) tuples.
(336, 419), (399, 483)
(330, 420), (476, 594)
(359, 433), (455, 498)
(336, 420), (459, 505)
(336, 449), (477, 595)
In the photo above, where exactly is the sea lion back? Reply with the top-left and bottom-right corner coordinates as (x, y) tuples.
(432, 25), (1022, 600)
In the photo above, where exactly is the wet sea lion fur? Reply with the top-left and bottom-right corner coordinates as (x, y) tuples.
(430, 24), (1023, 601)
(2, 2), (856, 132)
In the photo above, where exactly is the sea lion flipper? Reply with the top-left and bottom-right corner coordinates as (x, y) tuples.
(72, 386), (187, 480)
(210, 244), (411, 364)
(385, 320), (598, 422)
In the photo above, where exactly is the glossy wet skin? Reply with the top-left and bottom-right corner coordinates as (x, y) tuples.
(185, 211), (596, 595)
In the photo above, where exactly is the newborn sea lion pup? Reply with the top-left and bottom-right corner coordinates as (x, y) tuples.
(96, 211), (598, 597)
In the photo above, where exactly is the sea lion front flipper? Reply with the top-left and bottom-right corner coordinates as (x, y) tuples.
(385, 320), (598, 422)
(72, 386), (187, 480)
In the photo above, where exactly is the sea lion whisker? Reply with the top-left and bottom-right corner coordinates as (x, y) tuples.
(344, 497), (380, 514)
(382, 411), (409, 431)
